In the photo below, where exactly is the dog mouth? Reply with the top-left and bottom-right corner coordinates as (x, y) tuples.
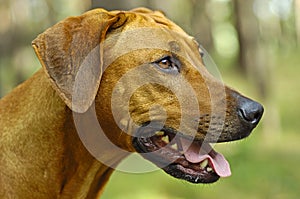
(132, 125), (231, 184)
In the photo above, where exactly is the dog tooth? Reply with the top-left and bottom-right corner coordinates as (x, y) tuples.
(200, 159), (208, 169)
(206, 167), (213, 172)
(170, 143), (178, 150)
(155, 131), (165, 136)
(161, 135), (170, 144)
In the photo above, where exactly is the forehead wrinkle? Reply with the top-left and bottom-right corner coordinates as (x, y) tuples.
(103, 27), (205, 72)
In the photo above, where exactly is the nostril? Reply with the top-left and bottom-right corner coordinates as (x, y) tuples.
(238, 101), (264, 125)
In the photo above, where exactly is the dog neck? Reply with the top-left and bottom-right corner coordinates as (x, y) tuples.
(61, 111), (126, 198)
(0, 69), (127, 198)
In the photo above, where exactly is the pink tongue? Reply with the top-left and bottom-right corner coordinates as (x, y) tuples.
(180, 138), (231, 177)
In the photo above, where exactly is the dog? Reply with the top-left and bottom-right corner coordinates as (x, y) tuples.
(0, 8), (263, 198)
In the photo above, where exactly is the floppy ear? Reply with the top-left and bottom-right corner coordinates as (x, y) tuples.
(32, 9), (120, 113)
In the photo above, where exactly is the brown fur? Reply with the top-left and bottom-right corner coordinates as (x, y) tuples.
(0, 8), (261, 198)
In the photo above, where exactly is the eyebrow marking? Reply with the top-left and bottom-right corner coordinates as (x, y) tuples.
(168, 41), (181, 52)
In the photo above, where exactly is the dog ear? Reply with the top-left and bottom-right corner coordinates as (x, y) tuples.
(32, 9), (120, 113)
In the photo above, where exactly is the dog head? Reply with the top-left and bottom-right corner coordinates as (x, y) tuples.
(32, 8), (263, 184)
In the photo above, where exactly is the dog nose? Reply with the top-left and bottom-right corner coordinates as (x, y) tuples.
(238, 97), (264, 126)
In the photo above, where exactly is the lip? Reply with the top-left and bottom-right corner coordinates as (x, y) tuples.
(132, 125), (232, 184)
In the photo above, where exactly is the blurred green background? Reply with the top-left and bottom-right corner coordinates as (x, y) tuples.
(0, 0), (299, 198)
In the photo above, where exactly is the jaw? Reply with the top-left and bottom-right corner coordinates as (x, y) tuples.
(132, 124), (234, 184)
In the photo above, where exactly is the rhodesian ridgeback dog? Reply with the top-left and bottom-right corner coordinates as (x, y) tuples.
(0, 8), (263, 198)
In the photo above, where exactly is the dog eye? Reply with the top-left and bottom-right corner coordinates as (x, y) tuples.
(158, 58), (172, 69)
(154, 56), (180, 73)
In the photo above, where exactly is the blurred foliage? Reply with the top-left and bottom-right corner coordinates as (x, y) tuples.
(0, 0), (300, 198)
(0, 0), (91, 96)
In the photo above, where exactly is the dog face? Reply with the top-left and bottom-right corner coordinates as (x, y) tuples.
(32, 8), (263, 184)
